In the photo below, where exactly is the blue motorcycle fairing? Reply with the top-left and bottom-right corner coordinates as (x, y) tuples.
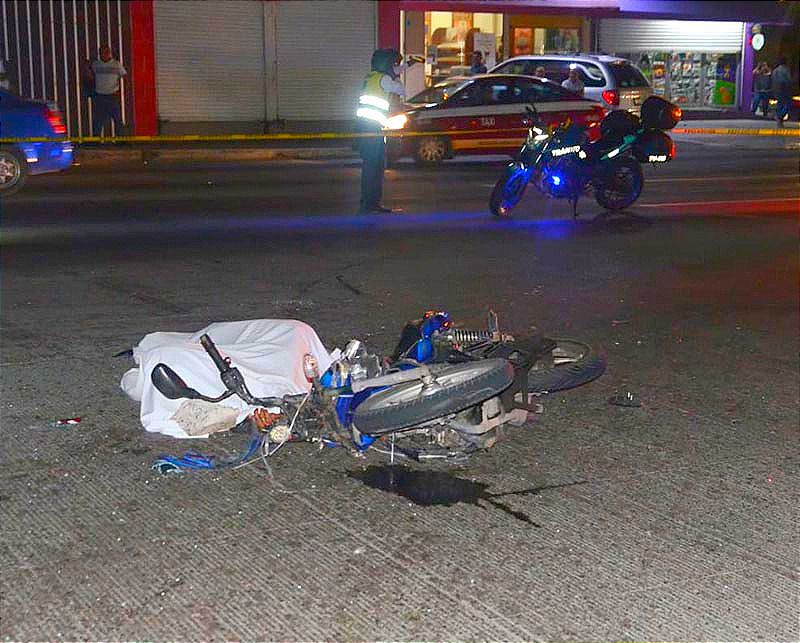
(406, 311), (451, 361)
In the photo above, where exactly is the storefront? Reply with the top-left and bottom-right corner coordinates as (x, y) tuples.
(400, 8), (590, 98)
(599, 19), (745, 108)
(381, 1), (794, 115)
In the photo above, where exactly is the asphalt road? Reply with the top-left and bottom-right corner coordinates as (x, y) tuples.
(1, 137), (798, 641)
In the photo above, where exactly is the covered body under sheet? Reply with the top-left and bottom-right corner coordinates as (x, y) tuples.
(120, 319), (334, 439)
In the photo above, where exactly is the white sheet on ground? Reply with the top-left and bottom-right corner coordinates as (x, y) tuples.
(120, 319), (334, 439)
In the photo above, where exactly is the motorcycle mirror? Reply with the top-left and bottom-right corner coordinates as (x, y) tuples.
(487, 310), (499, 335)
(151, 363), (201, 400)
(525, 104), (538, 117)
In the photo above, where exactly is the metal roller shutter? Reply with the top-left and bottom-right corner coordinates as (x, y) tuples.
(600, 20), (744, 54)
(154, 0), (265, 122)
(275, 1), (376, 121)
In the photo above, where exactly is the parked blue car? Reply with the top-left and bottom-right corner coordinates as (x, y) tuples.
(0, 88), (73, 196)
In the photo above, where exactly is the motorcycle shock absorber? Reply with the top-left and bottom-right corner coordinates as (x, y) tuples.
(447, 329), (493, 345)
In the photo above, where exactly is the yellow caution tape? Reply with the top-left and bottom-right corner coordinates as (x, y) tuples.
(672, 127), (800, 136)
(1, 126), (797, 144)
(0, 129), (528, 144)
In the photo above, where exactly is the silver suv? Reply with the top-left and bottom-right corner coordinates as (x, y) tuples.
(489, 54), (652, 113)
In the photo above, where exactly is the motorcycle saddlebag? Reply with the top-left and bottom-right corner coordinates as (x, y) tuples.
(633, 130), (675, 163)
(640, 95), (682, 130)
(600, 109), (641, 141)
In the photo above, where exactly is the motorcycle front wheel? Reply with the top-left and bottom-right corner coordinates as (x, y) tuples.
(594, 158), (643, 211)
(353, 359), (514, 436)
(489, 163), (530, 217)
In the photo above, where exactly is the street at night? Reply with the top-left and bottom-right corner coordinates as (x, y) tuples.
(2, 0), (799, 637)
(1, 131), (798, 640)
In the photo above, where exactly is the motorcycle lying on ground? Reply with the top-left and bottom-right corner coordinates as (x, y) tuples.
(489, 95), (682, 218)
(150, 311), (606, 472)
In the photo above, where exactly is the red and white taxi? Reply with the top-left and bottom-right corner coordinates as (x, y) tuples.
(386, 74), (607, 164)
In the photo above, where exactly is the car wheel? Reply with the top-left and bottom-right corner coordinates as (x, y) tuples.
(414, 137), (449, 166)
(0, 147), (29, 197)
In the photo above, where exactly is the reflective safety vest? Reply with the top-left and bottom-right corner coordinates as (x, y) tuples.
(356, 71), (390, 127)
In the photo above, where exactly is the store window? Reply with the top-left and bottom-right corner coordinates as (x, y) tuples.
(622, 52), (738, 107)
(424, 11), (503, 85)
(512, 27), (579, 56)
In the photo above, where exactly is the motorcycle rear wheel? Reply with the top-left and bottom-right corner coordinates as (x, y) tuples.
(490, 164), (529, 217)
(353, 359), (514, 436)
(594, 158), (643, 211)
(527, 339), (606, 393)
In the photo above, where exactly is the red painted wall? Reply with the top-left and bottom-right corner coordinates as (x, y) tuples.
(129, 0), (158, 136)
(378, 1), (401, 49)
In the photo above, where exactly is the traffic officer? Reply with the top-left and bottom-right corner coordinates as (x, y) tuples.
(356, 49), (413, 214)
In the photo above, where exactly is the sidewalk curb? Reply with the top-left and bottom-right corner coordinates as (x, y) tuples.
(74, 146), (358, 166)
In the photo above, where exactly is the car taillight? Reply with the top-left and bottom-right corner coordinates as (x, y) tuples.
(586, 122), (602, 142)
(669, 138), (676, 160)
(602, 90), (619, 107)
(45, 108), (67, 135)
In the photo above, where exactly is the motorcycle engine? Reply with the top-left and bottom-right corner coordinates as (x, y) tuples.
(538, 158), (582, 199)
(323, 340), (383, 388)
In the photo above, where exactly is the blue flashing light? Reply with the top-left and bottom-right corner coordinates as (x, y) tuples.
(551, 175), (562, 186)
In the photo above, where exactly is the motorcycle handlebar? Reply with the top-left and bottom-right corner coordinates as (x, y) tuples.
(200, 334), (230, 373)
(199, 333), (285, 408)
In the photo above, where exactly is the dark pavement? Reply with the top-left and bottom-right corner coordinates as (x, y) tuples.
(1, 137), (798, 640)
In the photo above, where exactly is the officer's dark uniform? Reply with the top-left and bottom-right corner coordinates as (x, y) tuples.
(356, 49), (403, 214)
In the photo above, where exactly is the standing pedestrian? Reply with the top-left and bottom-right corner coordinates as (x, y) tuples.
(470, 51), (487, 75)
(771, 57), (791, 127)
(751, 62), (771, 116)
(91, 45), (126, 137)
(561, 67), (584, 96)
(355, 48), (408, 214)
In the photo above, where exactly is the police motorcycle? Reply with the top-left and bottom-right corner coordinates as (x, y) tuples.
(150, 311), (605, 471)
(489, 95), (682, 218)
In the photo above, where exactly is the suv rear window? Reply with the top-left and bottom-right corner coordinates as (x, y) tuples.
(609, 63), (649, 88)
(493, 59), (606, 89)
(578, 63), (606, 88)
(494, 61), (528, 75)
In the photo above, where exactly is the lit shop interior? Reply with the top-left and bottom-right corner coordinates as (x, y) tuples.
(400, 10), (589, 97)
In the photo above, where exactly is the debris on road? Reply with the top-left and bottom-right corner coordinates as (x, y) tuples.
(51, 416), (82, 427)
(608, 391), (642, 407)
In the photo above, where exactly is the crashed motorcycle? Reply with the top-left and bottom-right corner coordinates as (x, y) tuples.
(150, 311), (606, 472)
(489, 95), (682, 218)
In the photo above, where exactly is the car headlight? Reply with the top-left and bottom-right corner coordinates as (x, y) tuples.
(384, 113), (408, 130)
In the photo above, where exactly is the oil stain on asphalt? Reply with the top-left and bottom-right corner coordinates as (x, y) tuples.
(349, 465), (589, 527)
